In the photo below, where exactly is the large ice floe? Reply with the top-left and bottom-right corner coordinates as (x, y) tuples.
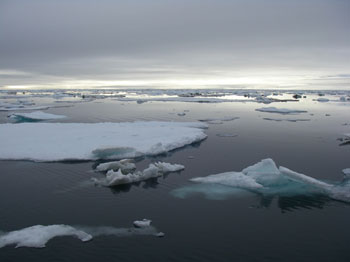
(93, 160), (184, 186)
(255, 107), (307, 114)
(0, 220), (161, 249)
(8, 111), (66, 122)
(171, 159), (350, 203)
(0, 122), (207, 161)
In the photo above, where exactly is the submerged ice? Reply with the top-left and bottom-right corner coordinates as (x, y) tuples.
(0, 121), (207, 161)
(172, 159), (350, 203)
(255, 107), (307, 114)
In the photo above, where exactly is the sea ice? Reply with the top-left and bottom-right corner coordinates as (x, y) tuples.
(255, 107), (307, 114)
(0, 225), (92, 248)
(0, 122), (207, 161)
(8, 111), (66, 122)
(133, 219), (152, 228)
(95, 159), (136, 172)
(263, 117), (311, 122)
(0, 222), (163, 249)
(93, 162), (184, 186)
(172, 158), (350, 202)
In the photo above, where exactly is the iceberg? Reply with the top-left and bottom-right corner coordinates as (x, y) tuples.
(255, 107), (307, 114)
(8, 111), (66, 122)
(0, 225), (92, 248)
(172, 158), (350, 203)
(93, 161), (184, 186)
(0, 122), (207, 161)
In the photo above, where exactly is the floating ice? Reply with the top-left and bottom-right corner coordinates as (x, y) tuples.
(95, 159), (136, 172)
(172, 158), (350, 203)
(93, 161), (184, 186)
(8, 111), (66, 122)
(343, 168), (350, 178)
(263, 117), (310, 122)
(133, 219), (152, 228)
(0, 122), (207, 161)
(0, 225), (92, 248)
(316, 98), (330, 102)
(198, 117), (239, 123)
(0, 222), (163, 249)
(216, 133), (238, 137)
(255, 107), (307, 114)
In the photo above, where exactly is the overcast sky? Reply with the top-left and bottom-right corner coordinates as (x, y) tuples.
(0, 0), (349, 89)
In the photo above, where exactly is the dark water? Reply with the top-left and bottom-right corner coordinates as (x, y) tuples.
(1, 92), (350, 261)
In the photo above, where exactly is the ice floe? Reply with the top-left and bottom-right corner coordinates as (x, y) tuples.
(171, 158), (350, 203)
(263, 117), (311, 122)
(0, 225), (92, 248)
(0, 122), (207, 161)
(92, 161), (184, 186)
(256, 107), (307, 114)
(0, 221), (162, 249)
(8, 111), (66, 122)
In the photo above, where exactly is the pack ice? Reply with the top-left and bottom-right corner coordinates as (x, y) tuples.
(172, 159), (350, 202)
(0, 122), (207, 161)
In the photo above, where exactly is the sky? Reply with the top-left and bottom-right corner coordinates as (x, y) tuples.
(0, 0), (349, 89)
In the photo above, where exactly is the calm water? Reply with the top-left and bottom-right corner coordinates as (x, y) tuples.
(0, 91), (350, 261)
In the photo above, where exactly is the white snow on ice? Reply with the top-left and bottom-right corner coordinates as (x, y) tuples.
(0, 225), (92, 248)
(0, 222), (162, 249)
(0, 122), (207, 161)
(255, 107), (307, 114)
(93, 161), (184, 186)
(95, 159), (136, 172)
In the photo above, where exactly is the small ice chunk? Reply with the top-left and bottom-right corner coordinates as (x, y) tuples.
(255, 107), (307, 114)
(155, 232), (165, 237)
(0, 225), (92, 249)
(133, 219), (152, 228)
(95, 159), (136, 172)
(216, 133), (238, 137)
(93, 162), (184, 186)
(177, 113), (186, 116)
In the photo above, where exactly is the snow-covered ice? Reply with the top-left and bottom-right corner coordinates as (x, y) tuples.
(255, 107), (307, 114)
(8, 111), (66, 122)
(0, 222), (163, 249)
(133, 219), (152, 228)
(0, 225), (92, 248)
(0, 122), (207, 161)
(93, 161), (185, 186)
(172, 158), (350, 202)
(95, 159), (136, 172)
